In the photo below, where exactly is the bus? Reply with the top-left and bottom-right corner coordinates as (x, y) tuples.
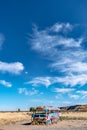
(31, 106), (61, 125)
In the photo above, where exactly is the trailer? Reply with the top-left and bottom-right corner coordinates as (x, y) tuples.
(31, 106), (61, 125)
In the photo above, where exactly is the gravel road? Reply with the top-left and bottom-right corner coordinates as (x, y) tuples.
(0, 120), (87, 130)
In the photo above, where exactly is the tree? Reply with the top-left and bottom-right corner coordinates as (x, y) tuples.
(18, 108), (21, 112)
(30, 107), (36, 112)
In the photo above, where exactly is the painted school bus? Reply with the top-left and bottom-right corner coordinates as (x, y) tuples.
(31, 106), (61, 125)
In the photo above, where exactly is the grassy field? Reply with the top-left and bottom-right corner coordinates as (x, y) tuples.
(61, 112), (87, 120)
(0, 112), (31, 125)
(0, 111), (87, 125)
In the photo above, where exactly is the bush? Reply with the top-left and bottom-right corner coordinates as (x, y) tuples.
(30, 107), (36, 112)
(18, 108), (21, 112)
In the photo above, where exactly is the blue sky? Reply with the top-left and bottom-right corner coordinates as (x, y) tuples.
(0, 0), (87, 111)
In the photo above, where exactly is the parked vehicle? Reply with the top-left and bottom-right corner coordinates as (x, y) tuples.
(31, 106), (61, 125)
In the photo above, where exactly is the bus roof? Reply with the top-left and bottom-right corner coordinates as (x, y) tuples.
(36, 106), (60, 111)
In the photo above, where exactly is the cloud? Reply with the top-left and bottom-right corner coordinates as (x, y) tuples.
(76, 90), (87, 99)
(77, 90), (87, 95)
(69, 94), (80, 100)
(30, 22), (87, 87)
(30, 23), (83, 54)
(53, 88), (75, 93)
(25, 77), (52, 87)
(18, 88), (38, 96)
(0, 33), (5, 50)
(31, 25), (82, 58)
(0, 61), (24, 74)
(26, 74), (87, 88)
(54, 74), (87, 86)
(60, 62), (87, 73)
(49, 22), (73, 33)
(0, 80), (12, 87)
(25, 71), (28, 74)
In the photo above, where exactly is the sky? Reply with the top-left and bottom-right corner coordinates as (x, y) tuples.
(0, 0), (87, 111)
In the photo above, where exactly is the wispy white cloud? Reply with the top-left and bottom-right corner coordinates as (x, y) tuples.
(0, 33), (5, 50)
(26, 74), (87, 87)
(76, 90), (87, 99)
(31, 26), (82, 57)
(25, 71), (28, 74)
(25, 77), (52, 87)
(30, 22), (87, 87)
(18, 88), (38, 96)
(0, 80), (12, 87)
(49, 22), (73, 33)
(0, 61), (24, 74)
(77, 90), (87, 95)
(53, 88), (75, 93)
(69, 94), (80, 100)
(60, 62), (87, 73)
(54, 74), (87, 86)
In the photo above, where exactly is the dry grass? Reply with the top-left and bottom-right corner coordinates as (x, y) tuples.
(61, 112), (87, 120)
(0, 112), (31, 125)
(0, 111), (87, 125)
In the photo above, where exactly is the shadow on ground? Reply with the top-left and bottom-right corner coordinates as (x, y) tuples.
(22, 122), (31, 125)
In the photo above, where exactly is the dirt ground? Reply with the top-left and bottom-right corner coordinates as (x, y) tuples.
(0, 120), (87, 130)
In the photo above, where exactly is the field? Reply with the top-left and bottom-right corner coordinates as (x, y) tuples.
(61, 112), (87, 120)
(0, 112), (31, 125)
(0, 112), (87, 130)
(0, 111), (87, 125)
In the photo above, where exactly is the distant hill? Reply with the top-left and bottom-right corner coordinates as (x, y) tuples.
(60, 105), (87, 112)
